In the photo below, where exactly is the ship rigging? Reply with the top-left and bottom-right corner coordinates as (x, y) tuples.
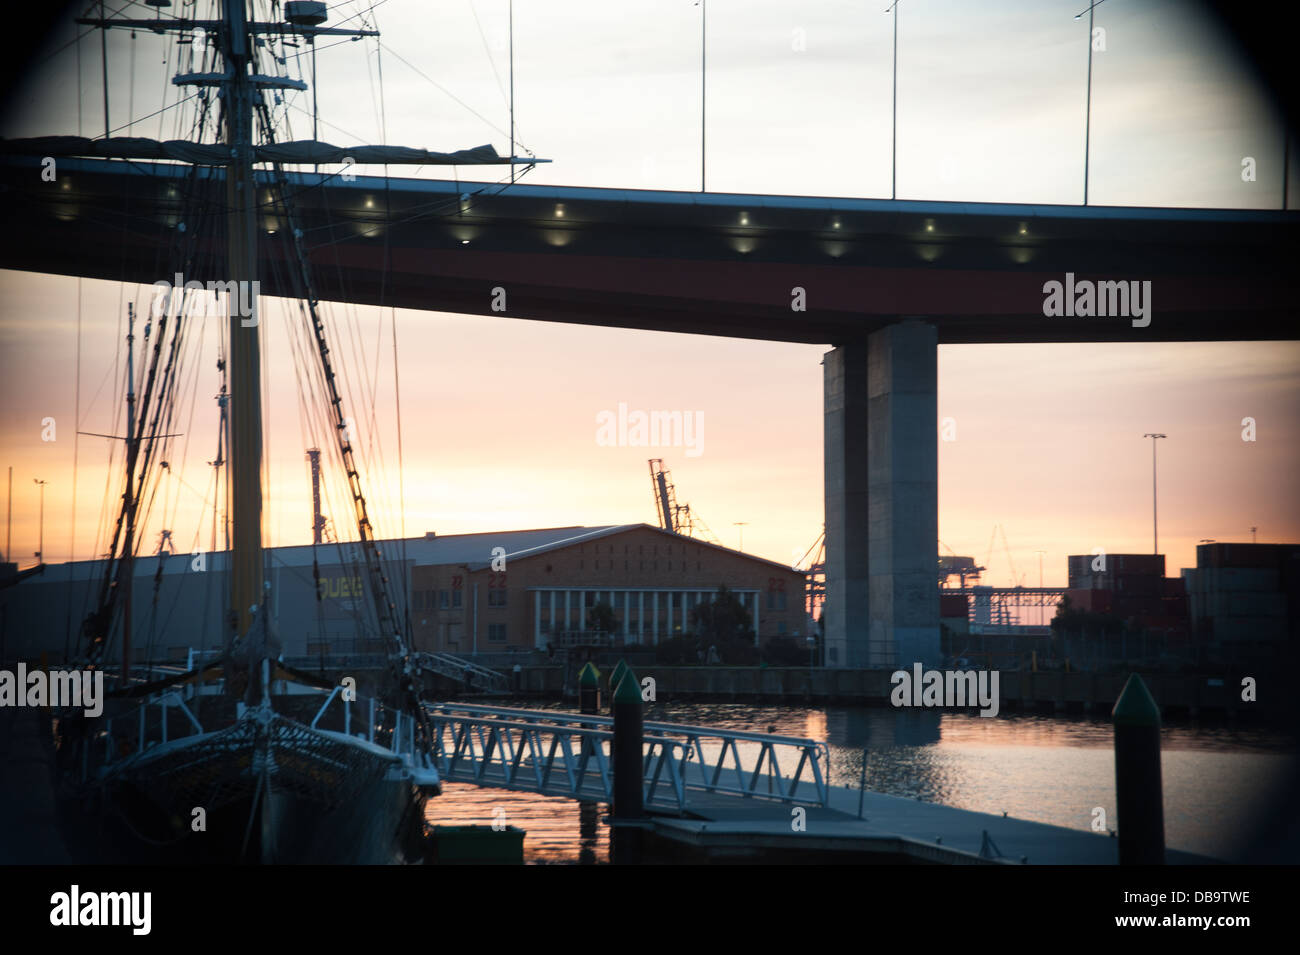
(2, 0), (547, 863)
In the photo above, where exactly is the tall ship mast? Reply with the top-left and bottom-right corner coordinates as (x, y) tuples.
(2, 0), (544, 863)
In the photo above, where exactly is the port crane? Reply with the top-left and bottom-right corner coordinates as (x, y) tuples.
(647, 459), (721, 545)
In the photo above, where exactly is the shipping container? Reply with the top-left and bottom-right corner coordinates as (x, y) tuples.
(940, 594), (969, 619)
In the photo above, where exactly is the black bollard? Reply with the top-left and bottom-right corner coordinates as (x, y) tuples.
(612, 667), (644, 822)
(578, 661), (601, 715)
(1112, 672), (1166, 865)
(607, 659), (628, 713)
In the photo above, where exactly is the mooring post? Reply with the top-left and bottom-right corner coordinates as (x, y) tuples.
(607, 659), (628, 713)
(578, 661), (600, 715)
(612, 667), (644, 821)
(1112, 672), (1166, 864)
(611, 667), (646, 864)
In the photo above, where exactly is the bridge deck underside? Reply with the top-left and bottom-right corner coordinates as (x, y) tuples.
(2, 158), (1296, 344)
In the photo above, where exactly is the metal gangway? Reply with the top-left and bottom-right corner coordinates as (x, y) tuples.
(425, 702), (830, 812)
(415, 653), (509, 693)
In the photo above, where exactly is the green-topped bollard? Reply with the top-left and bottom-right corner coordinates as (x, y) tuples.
(578, 661), (601, 715)
(607, 659), (628, 713)
(612, 667), (644, 822)
(1112, 673), (1166, 865)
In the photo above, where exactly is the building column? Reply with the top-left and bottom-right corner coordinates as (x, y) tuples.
(652, 591), (659, 642)
(563, 590), (571, 632)
(534, 591), (543, 649)
(754, 591), (761, 642)
(578, 591), (585, 631)
(638, 591), (646, 643)
(681, 590), (688, 635)
(549, 590), (556, 639)
(824, 320), (939, 669)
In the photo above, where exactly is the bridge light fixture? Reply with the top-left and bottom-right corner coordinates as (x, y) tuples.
(555, 203), (566, 218)
(460, 239), (470, 245)
(924, 218), (935, 232)
(831, 217), (842, 230)
(1018, 222), (1028, 235)
(739, 211), (750, 226)
(364, 197), (375, 209)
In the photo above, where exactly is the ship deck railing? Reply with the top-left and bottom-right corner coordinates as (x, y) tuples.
(309, 682), (424, 762)
(81, 673), (428, 779)
(83, 688), (207, 779)
(424, 702), (830, 811)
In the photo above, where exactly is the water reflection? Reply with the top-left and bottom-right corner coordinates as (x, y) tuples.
(424, 700), (1295, 864)
(425, 785), (610, 864)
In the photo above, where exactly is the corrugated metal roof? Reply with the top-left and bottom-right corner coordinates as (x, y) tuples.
(9, 525), (633, 583)
(6, 521), (806, 585)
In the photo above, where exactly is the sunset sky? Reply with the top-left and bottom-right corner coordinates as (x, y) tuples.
(1, 0), (1297, 588)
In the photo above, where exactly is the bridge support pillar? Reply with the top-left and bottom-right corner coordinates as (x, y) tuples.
(824, 320), (940, 669)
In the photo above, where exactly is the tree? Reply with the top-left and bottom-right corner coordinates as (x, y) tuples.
(691, 585), (753, 642)
(587, 601), (618, 636)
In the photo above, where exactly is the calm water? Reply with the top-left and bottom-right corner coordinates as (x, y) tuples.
(424, 700), (1296, 864)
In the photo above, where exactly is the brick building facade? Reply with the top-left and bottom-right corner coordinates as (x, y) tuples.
(410, 524), (808, 653)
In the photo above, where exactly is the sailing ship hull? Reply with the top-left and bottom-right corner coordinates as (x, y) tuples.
(67, 712), (437, 864)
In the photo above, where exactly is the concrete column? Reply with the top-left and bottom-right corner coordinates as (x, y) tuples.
(754, 590), (761, 642)
(823, 320), (940, 668)
(549, 590), (556, 638)
(563, 590), (571, 632)
(652, 591), (659, 643)
(638, 591), (645, 643)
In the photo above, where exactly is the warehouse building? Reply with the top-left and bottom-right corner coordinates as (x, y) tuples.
(409, 523), (809, 654)
(1, 524), (809, 664)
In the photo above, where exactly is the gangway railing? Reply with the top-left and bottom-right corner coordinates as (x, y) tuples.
(416, 652), (509, 692)
(425, 702), (830, 810)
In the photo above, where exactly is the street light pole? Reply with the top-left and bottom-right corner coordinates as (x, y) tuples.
(33, 478), (47, 565)
(699, 0), (706, 192)
(1074, 1), (1107, 204)
(886, 2), (901, 200)
(1143, 434), (1166, 555)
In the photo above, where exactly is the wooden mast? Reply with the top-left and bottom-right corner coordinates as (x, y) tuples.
(223, 0), (264, 659)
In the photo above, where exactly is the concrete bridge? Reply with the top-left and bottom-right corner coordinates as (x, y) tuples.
(3, 154), (1298, 667)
